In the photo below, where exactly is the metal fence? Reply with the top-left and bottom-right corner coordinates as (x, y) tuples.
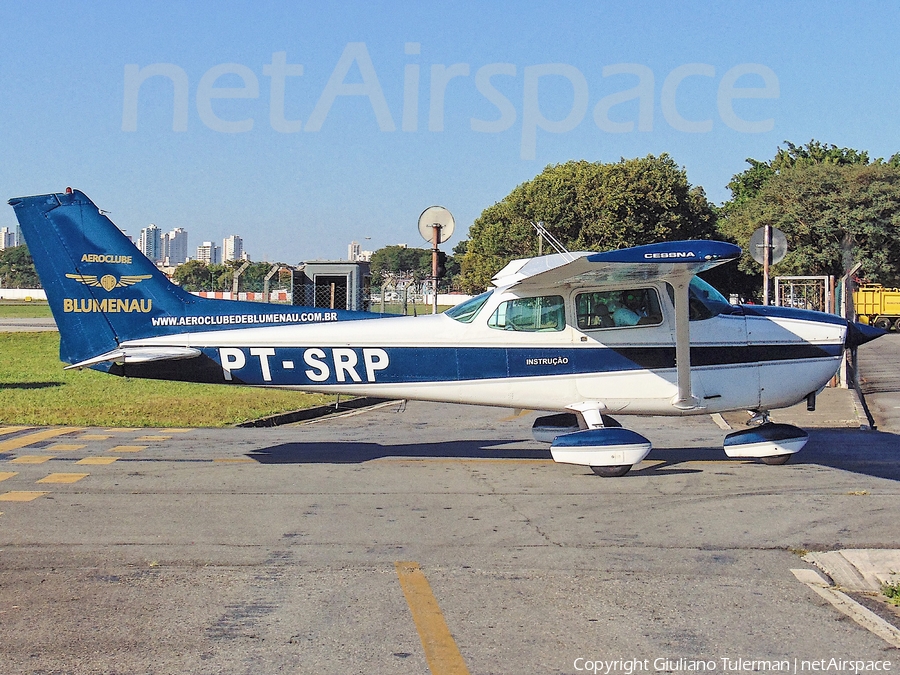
(774, 276), (833, 313)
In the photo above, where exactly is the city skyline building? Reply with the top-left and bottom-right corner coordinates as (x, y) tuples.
(196, 241), (220, 265)
(223, 234), (243, 262)
(0, 226), (16, 249)
(138, 223), (162, 263)
(348, 240), (373, 262)
(164, 227), (188, 266)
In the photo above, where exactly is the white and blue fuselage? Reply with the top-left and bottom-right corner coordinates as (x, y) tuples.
(117, 281), (847, 417)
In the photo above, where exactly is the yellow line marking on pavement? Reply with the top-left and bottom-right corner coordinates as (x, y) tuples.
(79, 434), (112, 440)
(165, 428), (192, 433)
(108, 445), (147, 453)
(46, 443), (87, 452)
(0, 427), (84, 452)
(77, 457), (119, 465)
(710, 413), (732, 430)
(37, 473), (89, 484)
(10, 455), (54, 464)
(213, 458), (256, 463)
(0, 472), (19, 481)
(0, 491), (49, 502)
(395, 562), (470, 675)
(499, 408), (533, 421)
(135, 435), (171, 441)
(0, 426), (33, 437)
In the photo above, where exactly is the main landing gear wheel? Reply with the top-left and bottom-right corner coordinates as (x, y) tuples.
(761, 454), (792, 465)
(591, 465), (632, 477)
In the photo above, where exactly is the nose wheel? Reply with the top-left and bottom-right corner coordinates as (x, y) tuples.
(590, 465), (632, 477)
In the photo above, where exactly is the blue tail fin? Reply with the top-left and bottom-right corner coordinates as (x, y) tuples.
(9, 189), (373, 365)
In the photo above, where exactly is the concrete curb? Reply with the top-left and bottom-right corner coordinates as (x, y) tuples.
(791, 569), (900, 649)
(850, 384), (875, 431)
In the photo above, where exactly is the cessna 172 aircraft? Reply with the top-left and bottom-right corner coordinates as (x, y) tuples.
(9, 189), (883, 476)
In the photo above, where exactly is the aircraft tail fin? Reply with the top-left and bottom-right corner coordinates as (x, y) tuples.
(9, 189), (370, 366)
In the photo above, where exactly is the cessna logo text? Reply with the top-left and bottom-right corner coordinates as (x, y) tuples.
(64, 298), (153, 313)
(644, 251), (695, 259)
(80, 254), (133, 264)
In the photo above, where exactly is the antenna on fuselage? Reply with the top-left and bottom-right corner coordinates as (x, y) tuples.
(531, 221), (575, 262)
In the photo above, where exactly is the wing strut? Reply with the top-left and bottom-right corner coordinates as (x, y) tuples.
(672, 278), (699, 410)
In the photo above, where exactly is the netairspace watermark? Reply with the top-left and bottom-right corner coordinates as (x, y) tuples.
(572, 657), (893, 675)
(121, 42), (779, 160)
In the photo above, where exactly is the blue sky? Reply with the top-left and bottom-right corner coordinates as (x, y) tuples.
(1, 1), (898, 263)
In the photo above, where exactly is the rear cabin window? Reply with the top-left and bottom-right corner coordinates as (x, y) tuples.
(487, 295), (566, 332)
(575, 288), (663, 330)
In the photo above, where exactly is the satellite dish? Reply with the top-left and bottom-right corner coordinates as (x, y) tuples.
(418, 206), (455, 244)
(749, 226), (788, 265)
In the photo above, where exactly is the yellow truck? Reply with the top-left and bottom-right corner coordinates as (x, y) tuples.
(854, 284), (900, 330)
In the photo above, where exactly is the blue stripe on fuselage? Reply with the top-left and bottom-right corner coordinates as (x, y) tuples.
(198, 343), (843, 386)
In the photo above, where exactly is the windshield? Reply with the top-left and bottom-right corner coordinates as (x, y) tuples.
(666, 278), (733, 321)
(445, 291), (491, 323)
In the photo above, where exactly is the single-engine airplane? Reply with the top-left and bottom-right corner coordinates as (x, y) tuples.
(9, 189), (884, 476)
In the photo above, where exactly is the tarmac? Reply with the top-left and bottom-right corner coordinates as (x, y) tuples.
(3, 314), (900, 651)
(720, 338), (900, 645)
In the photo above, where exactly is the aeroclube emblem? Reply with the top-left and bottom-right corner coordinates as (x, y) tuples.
(65, 273), (153, 292)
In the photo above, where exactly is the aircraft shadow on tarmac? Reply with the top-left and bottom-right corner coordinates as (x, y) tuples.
(245, 428), (900, 481)
(247, 440), (553, 465)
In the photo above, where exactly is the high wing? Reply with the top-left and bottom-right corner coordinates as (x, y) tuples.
(494, 241), (742, 409)
(492, 241), (741, 290)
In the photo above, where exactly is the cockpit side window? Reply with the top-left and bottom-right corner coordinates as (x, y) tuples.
(665, 277), (733, 321)
(575, 288), (663, 330)
(487, 295), (566, 332)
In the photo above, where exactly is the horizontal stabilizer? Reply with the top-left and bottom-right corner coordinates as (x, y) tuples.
(65, 346), (201, 370)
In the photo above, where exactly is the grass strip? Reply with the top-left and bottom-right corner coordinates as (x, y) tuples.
(0, 332), (333, 427)
(0, 301), (53, 318)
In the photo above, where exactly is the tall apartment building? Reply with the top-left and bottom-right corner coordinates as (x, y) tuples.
(223, 235), (243, 262)
(0, 227), (16, 250)
(348, 240), (373, 262)
(196, 241), (220, 265)
(138, 224), (163, 263)
(164, 227), (188, 266)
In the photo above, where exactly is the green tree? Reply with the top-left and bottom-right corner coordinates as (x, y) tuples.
(0, 245), (40, 288)
(724, 140), (879, 214)
(719, 162), (900, 286)
(369, 245), (434, 285)
(458, 155), (717, 293)
(172, 260), (213, 291)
